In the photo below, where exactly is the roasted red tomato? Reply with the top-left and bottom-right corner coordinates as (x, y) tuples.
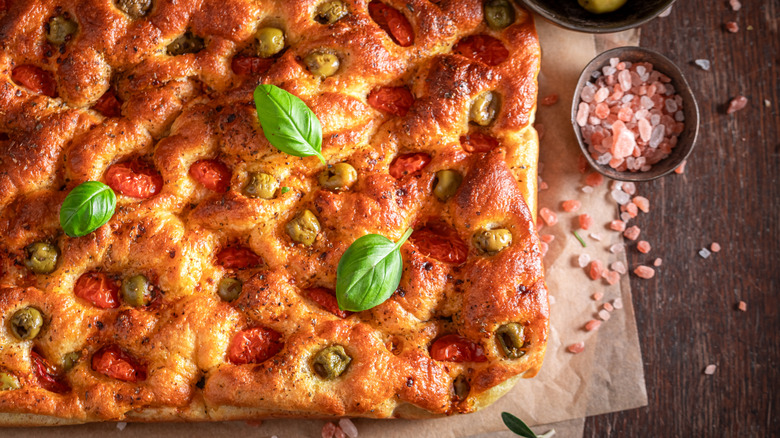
(216, 247), (262, 269)
(11, 65), (57, 97)
(74, 272), (120, 309)
(411, 226), (468, 264)
(429, 334), (487, 362)
(228, 327), (283, 365)
(189, 159), (231, 193)
(105, 160), (163, 199)
(460, 132), (499, 153)
(93, 89), (122, 118)
(368, 1), (414, 47)
(31, 351), (70, 393)
(307, 287), (352, 319)
(452, 35), (509, 66)
(389, 153), (431, 179)
(231, 56), (275, 76)
(92, 346), (146, 382)
(367, 86), (414, 117)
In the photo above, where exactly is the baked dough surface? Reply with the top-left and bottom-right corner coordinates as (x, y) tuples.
(0, 0), (548, 424)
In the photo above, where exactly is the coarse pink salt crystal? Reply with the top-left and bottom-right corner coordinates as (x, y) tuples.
(539, 241), (549, 256)
(594, 87), (609, 103)
(595, 102), (610, 119)
(609, 220), (626, 232)
(738, 301), (747, 311)
(322, 422), (338, 438)
(637, 240), (652, 254)
(711, 242), (722, 252)
(617, 106), (633, 122)
(634, 265), (655, 279)
(613, 297), (623, 309)
(578, 253), (591, 268)
(579, 214), (594, 230)
(339, 419), (359, 438)
(621, 182), (636, 195)
(610, 243), (624, 254)
(562, 200), (582, 212)
(592, 292), (604, 301)
(674, 160), (687, 174)
(703, 364), (717, 375)
(624, 225), (641, 241)
(540, 181), (549, 190)
(611, 128), (636, 160)
(567, 342), (585, 354)
(611, 261), (627, 274)
(726, 21), (739, 33)
(603, 302), (614, 312)
(604, 270), (620, 285)
(588, 260), (605, 280)
(727, 96), (748, 114)
(620, 212), (632, 222)
(633, 196), (650, 212)
(539, 207), (558, 226)
(576, 102), (590, 126)
(585, 320), (602, 332)
(653, 258), (663, 266)
(540, 234), (555, 243)
(585, 172), (604, 187)
(598, 309), (611, 321)
(730, 0), (741, 10)
(622, 202), (639, 218)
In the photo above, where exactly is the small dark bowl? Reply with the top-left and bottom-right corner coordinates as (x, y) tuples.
(520, 0), (675, 34)
(571, 46), (699, 182)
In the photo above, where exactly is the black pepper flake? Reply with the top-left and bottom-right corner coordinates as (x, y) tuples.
(406, 377), (414, 387)
(517, 284), (529, 293)
(424, 262), (433, 271)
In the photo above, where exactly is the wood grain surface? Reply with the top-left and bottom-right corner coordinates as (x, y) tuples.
(584, 0), (780, 436)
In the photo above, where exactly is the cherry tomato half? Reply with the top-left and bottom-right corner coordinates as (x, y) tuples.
(11, 65), (57, 97)
(367, 86), (414, 117)
(460, 132), (499, 153)
(368, 1), (414, 47)
(216, 247), (262, 270)
(189, 159), (231, 193)
(74, 272), (120, 309)
(452, 35), (509, 66)
(307, 287), (352, 319)
(389, 153), (431, 180)
(105, 160), (163, 199)
(411, 226), (468, 264)
(231, 56), (275, 76)
(93, 89), (122, 118)
(31, 351), (70, 393)
(429, 334), (487, 362)
(92, 345), (146, 382)
(227, 327), (283, 365)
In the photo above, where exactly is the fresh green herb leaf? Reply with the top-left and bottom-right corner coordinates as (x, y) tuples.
(573, 230), (587, 247)
(253, 84), (326, 165)
(501, 412), (538, 438)
(336, 228), (413, 312)
(280, 186), (291, 194)
(59, 181), (116, 237)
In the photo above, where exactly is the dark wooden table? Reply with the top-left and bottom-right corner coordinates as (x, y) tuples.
(584, 1), (779, 436)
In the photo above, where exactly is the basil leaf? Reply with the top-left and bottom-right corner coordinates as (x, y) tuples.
(280, 186), (291, 194)
(59, 181), (116, 237)
(254, 84), (326, 164)
(336, 228), (413, 312)
(501, 412), (538, 438)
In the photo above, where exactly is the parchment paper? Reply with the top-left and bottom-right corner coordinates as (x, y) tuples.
(7, 17), (647, 438)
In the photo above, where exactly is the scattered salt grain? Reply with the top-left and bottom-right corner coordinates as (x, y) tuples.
(611, 189), (631, 205)
(612, 297), (624, 309)
(588, 260), (605, 280)
(674, 160), (687, 174)
(592, 292), (604, 301)
(117, 423), (127, 431)
(604, 270), (620, 285)
(585, 172), (604, 187)
(577, 253), (591, 268)
(567, 342), (585, 354)
(620, 212), (632, 223)
(611, 180), (623, 191)
(703, 364), (717, 375)
(609, 243), (624, 254)
(711, 242), (721, 252)
(579, 214), (594, 230)
(738, 301), (747, 311)
(585, 319), (602, 332)
(621, 182), (636, 195)
(548, 295), (556, 305)
(589, 233), (602, 241)
(727, 95), (748, 114)
(623, 225), (641, 241)
(633, 265), (655, 279)
(339, 418), (359, 438)
(765, 99), (772, 107)
(603, 302), (614, 312)
(729, 0), (741, 11)
(540, 234), (555, 243)
(637, 240), (652, 254)
(562, 199), (582, 212)
(653, 257), (663, 266)
(598, 309), (611, 321)
(694, 59), (711, 71)
(539, 207), (558, 226)
(610, 261), (627, 274)
(726, 21), (739, 33)
(659, 5), (672, 17)
(699, 248), (712, 259)
(609, 220), (626, 232)
(581, 185), (594, 194)
(322, 422), (338, 438)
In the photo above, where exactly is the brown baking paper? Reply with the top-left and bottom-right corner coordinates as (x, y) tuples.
(9, 18), (646, 438)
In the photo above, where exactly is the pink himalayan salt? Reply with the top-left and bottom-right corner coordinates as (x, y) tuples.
(711, 242), (722, 252)
(653, 258), (663, 267)
(613, 297), (624, 309)
(567, 342), (585, 354)
(726, 21), (739, 33)
(730, 0), (741, 11)
(637, 240), (652, 254)
(579, 214), (594, 230)
(738, 301), (747, 311)
(539, 207), (558, 226)
(727, 96), (748, 114)
(585, 319), (602, 331)
(592, 292), (604, 301)
(598, 309), (611, 321)
(624, 225), (641, 241)
(621, 181), (636, 195)
(603, 302), (614, 312)
(604, 270), (620, 285)
(633, 196), (650, 212)
(588, 260), (605, 280)
(704, 364), (717, 375)
(634, 265), (655, 279)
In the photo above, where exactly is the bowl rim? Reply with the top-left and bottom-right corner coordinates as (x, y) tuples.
(570, 46), (700, 182)
(519, 0), (677, 34)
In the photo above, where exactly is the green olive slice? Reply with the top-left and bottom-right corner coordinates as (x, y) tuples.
(10, 307), (43, 341)
(46, 15), (78, 45)
(121, 274), (152, 307)
(496, 322), (525, 359)
(312, 345), (351, 379)
(25, 241), (59, 274)
(62, 352), (80, 371)
(286, 210), (321, 246)
(115, 0), (153, 19)
(473, 228), (512, 255)
(217, 277), (242, 302)
(433, 170), (463, 201)
(315, 1), (348, 24)
(167, 31), (205, 56)
(0, 372), (20, 391)
(484, 0), (515, 30)
(318, 162), (357, 191)
(243, 172), (278, 199)
(304, 51), (340, 77)
(453, 374), (470, 400)
(255, 27), (285, 58)
(469, 91), (499, 126)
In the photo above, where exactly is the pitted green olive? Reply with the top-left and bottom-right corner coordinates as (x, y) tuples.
(218, 277), (242, 302)
(46, 15), (78, 45)
(312, 345), (351, 380)
(304, 51), (340, 77)
(433, 170), (462, 201)
(496, 322), (525, 359)
(473, 228), (512, 254)
(167, 31), (205, 56)
(116, 0), (153, 19)
(453, 374), (470, 400)
(484, 0), (515, 30)
(255, 27), (285, 58)
(286, 210), (321, 246)
(0, 372), (20, 391)
(314, 0), (348, 24)
(10, 307), (43, 341)
(469, 91), (499, 126)
(62, 352), (80, 371)
(25, 241), (59, 274)
(121, 274), (151, 307)
(318, 163), (357, 191)
(243, 172), (278, 199)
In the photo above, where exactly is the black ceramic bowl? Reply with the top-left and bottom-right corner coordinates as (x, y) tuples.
(519, 0), (676, 33)
(571, 46), (699, 182)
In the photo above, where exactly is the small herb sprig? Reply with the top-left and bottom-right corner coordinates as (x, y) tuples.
(59, 181), (116, 237)
(253, 84), (326, 164)
(336, 228), (413, 312)
(502, 412), (555, 438)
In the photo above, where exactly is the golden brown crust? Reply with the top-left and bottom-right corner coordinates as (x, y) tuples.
(0, 0), (547, 424)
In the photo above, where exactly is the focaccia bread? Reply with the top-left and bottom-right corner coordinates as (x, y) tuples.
(0, 0), (548, 425)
